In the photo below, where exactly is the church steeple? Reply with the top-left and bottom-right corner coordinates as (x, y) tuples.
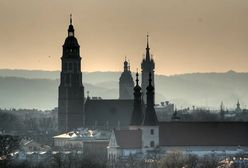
(58, 15), (84, 132)
(146, 34), (150, 61)
(142, 72), (158, 126)
(141, 34), (155, 104)
(130, 71), (143, 126)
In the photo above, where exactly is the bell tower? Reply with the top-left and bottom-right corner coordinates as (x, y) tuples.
(58, 15), (85, 132)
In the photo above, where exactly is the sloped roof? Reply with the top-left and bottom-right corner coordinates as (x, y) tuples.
(85, 99), (133, 128)
(159, 122), (248, 146)
(114, 129), (142, 149)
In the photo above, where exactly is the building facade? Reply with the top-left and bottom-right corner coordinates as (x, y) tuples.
(108, 72), (159, 161)
(107, 73), (248, 163)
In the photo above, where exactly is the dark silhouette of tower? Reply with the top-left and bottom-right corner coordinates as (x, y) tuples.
(143, 72), (158, 126)
(58, 15), (85, 132)
(119, 58), (134, 99)
(141, 35), (155, 103)
(129, 72), (144, 127)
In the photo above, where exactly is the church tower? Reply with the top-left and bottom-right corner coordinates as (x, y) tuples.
(119, 58), (134, 99)
(141, 35), (155, 103)
(141, 72), (159, 152)
(129, 72), (144, 130)
(58, 15), (85, 132)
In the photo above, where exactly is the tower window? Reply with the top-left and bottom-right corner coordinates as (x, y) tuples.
(150, 129), (154, 135)
(150, 141), (155, 147)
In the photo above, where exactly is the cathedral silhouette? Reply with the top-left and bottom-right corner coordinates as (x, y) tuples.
(58, 16), (154, 132)
(57, 16), (248, 158)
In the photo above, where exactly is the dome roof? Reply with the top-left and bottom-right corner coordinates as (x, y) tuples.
(119, 71), (134, 84)
(63, 36), (80, 48)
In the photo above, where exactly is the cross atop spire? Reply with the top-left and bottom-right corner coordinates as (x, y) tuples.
(146, 33), (150, 49)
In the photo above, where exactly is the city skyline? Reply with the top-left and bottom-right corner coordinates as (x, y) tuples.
(0, 0), (248, 75)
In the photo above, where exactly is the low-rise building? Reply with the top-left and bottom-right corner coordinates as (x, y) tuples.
(53, 128), (111, 159)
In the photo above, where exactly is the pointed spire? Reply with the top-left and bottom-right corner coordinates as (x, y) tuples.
(130, 69), (143, 126)
(136, 70), (139, 86)
(68, 14), (75, 37)
(70, 14), (72, 25)
(134, 68), (142, 92)
(145, 34), (151, 61)
(146, 33), (150, 49)
(142, 71), (158, 126)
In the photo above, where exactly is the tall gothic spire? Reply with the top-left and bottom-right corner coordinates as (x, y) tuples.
(145, 34), (150, 61)
(70, 14), (72, 25)
(130, 71), (143, 126)
(142, 72), (158, 126)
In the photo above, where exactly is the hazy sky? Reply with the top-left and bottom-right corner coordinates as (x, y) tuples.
(0, 0), (248, 75)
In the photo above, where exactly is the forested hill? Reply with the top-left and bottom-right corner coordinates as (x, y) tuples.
(0, 69), (247, 110)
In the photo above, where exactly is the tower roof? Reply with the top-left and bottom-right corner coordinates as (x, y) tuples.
(119, 59), (134, 84)
(142, 72), (158, 126)
(141, 34), (155, 72)
(63, 14), (79, 48)
(134, 71), (141, 92)
(130, 72), (144, 126)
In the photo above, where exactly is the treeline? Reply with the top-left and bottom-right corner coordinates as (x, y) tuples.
(0, 108), (57, 145)
(1, 152), (247, 168)
(174, 108), (248, 122)
(1, 153), (106, 168)
(113, 153), (248, 168)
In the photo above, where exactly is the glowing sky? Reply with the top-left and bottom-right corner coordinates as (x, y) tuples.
(0, 0), (248, 75)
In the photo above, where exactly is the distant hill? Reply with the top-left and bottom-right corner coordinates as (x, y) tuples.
(0, 69), (247, 110)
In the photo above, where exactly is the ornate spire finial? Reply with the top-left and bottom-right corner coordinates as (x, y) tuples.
(136, 70), (139, 86)
(124, 57), (128, 71)
(70, 14), (72, 25)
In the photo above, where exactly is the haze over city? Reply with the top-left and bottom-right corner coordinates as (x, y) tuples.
(0, 0), (248, 75)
